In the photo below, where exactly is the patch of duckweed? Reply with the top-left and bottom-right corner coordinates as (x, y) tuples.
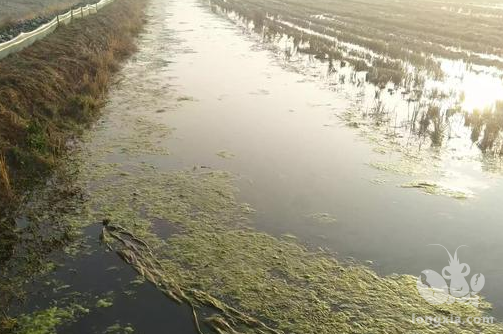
(14, 305), (89, 334)
(75, 108), (501, 332)
(400, 181), (473, 200)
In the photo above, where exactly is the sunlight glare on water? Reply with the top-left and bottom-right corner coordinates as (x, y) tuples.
(461, 72), (503, 112)
(441, 59), (503, 112)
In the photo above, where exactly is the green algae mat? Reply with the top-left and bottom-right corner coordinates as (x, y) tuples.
(3, 110), (502, 334)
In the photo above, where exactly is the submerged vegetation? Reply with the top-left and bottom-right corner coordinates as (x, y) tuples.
(2, 0), (503, 332)
(3, 97), (501, 332)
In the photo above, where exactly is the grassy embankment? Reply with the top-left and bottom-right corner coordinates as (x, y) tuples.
(0, 0), (146, 256)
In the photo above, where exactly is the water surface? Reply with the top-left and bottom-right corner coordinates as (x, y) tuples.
(14, 0), (503, 327)
(117, 0), (503, 316)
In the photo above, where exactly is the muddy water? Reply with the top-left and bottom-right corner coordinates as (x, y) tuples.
(13, 0), (503, 328)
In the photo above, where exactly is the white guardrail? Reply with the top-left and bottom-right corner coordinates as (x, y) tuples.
(0, 0), (116, 60)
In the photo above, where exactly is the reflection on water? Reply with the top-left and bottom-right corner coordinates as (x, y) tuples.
(438, 60), (503, 112)
(210, 2), (503, 165)
(136, 0), (503, 316)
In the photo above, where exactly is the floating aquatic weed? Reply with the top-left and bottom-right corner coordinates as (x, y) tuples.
(8, 117), (498, 334)
(79, 117), (501, 333)
(4, 66), (501, 334)
(13, 305), (89, 334)
(306, 212), (337, 224)
(130, 276), (146, 286)
(216, 150), (235, 159)
(400, 181), (473, 200)
(370, 178), (387, 185)
(95, 114), (172, 157)
(241, 203), (257, 214)
(106, 266), (120, 272)
(372, 147), (387, 155)
(0, 174), (91, 319)
(368, 159), (426, 176)
(100, 222), (282, 334)
(52, 284), (71, 293)
(104, 323), (135, 334)
(250, 89), (270, 95)
(280, 233), (298, 240)
(176, 96), (196, 102)
(99, 214), (503, 334)
(96, 298), (114, 308)
(0, 111), (174, 324)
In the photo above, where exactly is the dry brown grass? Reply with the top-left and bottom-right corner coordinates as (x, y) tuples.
(0, 153), (12, 200)
(0, 0), (147, 212)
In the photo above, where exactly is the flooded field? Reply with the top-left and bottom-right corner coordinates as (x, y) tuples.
(3, 0), (503, 332)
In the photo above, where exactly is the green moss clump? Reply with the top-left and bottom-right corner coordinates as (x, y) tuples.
(96, 298), (114, 308)
(14, 305), (88, 334)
